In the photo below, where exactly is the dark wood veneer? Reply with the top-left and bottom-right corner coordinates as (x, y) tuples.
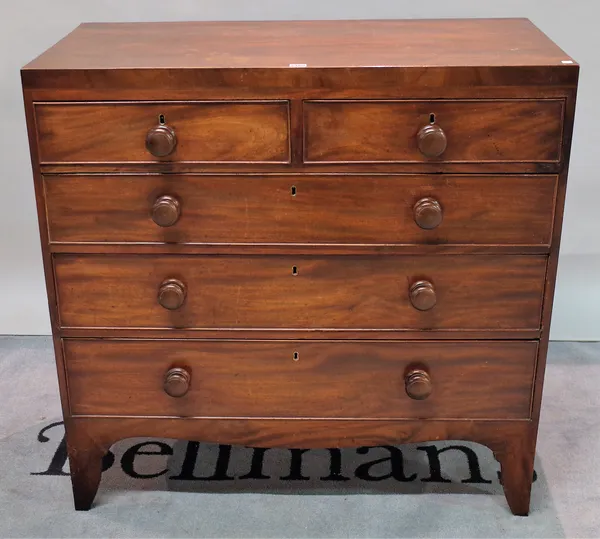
(53, 254), (547, 331)
(304, 100), (564, 164)
(22, 19), (578, 516)
(43, 174), (557, 247)
(35, 101), (291, 164)
(64, 340), (537, 420)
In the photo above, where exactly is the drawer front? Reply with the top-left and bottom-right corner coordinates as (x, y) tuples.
(304, 100), (564, 163)
(54, 255), (546, 330)
(64, 339), (537, 420)
(35, 102), (290, 164)
(45, 174), (557, 246)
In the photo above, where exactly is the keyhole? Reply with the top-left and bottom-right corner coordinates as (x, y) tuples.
(291, 185), (297, 196)
(293, 351), (299, 361)
(429, 113), (436, 124)
(159, 114), (165, 124)
(292, 265), (298, 276)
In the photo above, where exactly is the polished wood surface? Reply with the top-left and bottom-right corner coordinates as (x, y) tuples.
(35, 102), (290, 164)
(54, 254), (547, 331)
(304, 100), (564, 163)
(64, 339), (537, 420)
(21, 21), (578, 101)
(58, 327), (543, 341)
(64, 415), (536, 514)
(24, 19), (573, 71)
(22, 19), (578, 515)
(44, 174), (557, 247)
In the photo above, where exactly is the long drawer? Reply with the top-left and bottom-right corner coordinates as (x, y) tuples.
(64, 339), (538, 420)
(304, 99), (564, 163)
(44, 174), (557, 246)
(54, 254), (547, 330)
(35, 101), (290, 164)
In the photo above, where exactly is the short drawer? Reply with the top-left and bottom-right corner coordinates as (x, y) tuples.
(304, 100), (564, 163)
(35, 101), (290, 164)
(54, 254), (547, 331)
(44, 174), (557, 246)
(64, 339), (537, 420)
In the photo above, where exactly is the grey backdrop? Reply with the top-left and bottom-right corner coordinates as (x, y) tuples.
(0, 0), (595, 339)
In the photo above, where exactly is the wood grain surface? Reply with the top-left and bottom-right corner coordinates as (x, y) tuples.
(304, 100), (564, 163)
(35, 102), (290, 164)
(21, 21), (578, 98)
(64, 414), (537, 513)
(24, 19), (573, 70)
(64, 339), (537, 420)
(44, 174), (557, 247)
(53, 254), (547, 331)
(21, 18), (578, 515)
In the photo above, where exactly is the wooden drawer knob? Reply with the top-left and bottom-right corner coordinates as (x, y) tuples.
(409, 280), (437, 311)
(164, 367), (191, 398)
(152, 195), (181, 227)
(158, 278), (186, 310)
(146, 124), (177, 157)
(417, 124), (447, 158)
(413, 197), (443, 230)
(405, 369), (432, 400)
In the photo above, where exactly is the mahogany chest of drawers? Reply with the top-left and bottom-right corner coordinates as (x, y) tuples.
(21, 19), (578, 515)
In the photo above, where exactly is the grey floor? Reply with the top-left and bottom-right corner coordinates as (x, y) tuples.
(0, 336), (599, 538)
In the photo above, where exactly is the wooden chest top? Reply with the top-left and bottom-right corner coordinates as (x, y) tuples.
(22, 19), (578, 91)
